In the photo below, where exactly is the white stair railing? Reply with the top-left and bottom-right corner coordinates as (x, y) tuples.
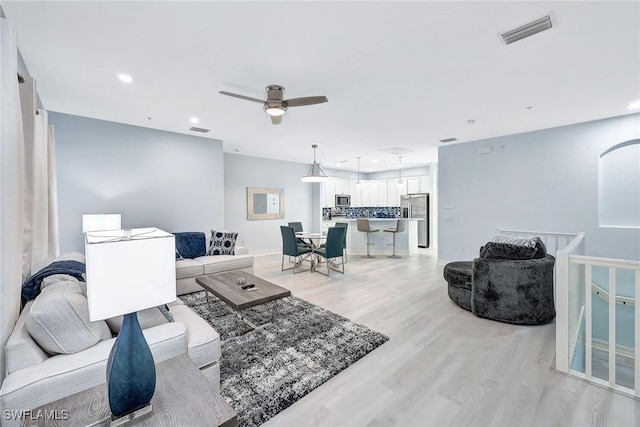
(566, 255), (640, 396)
(500, 229), (640, 395)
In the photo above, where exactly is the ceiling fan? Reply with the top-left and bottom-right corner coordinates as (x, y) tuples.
(219, 85), (328, 125)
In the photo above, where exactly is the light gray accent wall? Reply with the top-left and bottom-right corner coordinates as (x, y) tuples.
(438, 113), (640, 263)
(50, 112), (224, 253)
(224, 153), (314, 254)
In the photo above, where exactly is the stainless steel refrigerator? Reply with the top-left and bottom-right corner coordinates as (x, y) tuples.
(401, 193), (429, 248)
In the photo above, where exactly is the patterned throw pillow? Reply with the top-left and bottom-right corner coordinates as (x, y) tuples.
(492, 234), (537, 247)
(480, 242), (538, 260)
(208, 230), (238, 255)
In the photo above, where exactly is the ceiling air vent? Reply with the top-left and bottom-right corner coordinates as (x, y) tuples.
(501, 14), (553, 45)
(439, 138), (458, 143)
(189, 126), (210, 133)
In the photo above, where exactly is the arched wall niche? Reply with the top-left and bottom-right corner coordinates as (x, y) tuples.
(598, 139), (640, 228)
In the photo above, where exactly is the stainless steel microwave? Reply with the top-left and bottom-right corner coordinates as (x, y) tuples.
(335, 194), (351, 208)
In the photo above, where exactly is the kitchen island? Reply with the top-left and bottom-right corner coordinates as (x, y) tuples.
(322, 218), (422, 256)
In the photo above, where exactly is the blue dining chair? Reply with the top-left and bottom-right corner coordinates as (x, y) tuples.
(288, 221), (312, 249)
(313, 227), (346, 276)
(280, 226), (312, 273)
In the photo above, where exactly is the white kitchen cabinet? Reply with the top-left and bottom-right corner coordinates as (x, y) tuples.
(387, 180), (399, 206)
(419, 176), (430, 193)
(368, 181), (379, 206)
(352, 181), (362, 207)
(323, 179), (336, 207)
(407, 177), (420, 194)
(376, 180), (387, 207)
(360, 181), (370, 206)
(395, 178), (408, 196)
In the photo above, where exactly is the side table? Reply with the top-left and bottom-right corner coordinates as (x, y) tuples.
(21, 354), (237, 427)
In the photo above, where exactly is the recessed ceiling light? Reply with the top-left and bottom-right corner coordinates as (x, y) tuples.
(372, 159), (378, 163)
(190, 117), (199, 124)
(118, 74), (132, 83)
(628, 99), (640, 110)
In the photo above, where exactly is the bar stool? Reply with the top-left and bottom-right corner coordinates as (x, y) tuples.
(383, 219), (406, 259)
(356, 219), (379, 258)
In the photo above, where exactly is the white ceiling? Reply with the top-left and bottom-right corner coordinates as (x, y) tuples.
(3, 1), (640, 172)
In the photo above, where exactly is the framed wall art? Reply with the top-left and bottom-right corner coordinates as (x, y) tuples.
(247, 187), (285, 220)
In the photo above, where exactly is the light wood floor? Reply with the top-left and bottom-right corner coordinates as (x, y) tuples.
(247, 248), (640, 427)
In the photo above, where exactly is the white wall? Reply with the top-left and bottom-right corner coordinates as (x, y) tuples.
(438, 113), (640, 263)
(51, 112), (224, 253)
(223, 153), (315, 254)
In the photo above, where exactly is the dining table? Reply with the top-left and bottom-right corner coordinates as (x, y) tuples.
(295, 231), (327, 272)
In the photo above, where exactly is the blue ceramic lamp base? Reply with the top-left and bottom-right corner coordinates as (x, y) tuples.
(106, 312), (156, 424)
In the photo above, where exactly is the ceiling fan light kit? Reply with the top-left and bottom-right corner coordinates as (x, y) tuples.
(301, 144), (328, 182)
(220, 85), (328, 125)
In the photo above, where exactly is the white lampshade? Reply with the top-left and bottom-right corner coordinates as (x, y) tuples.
(84, 227), (176, 321)
(82, 214), (121, 233)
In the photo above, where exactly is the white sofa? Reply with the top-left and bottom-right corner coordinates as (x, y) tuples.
(174, 231), (254, 295)
(0, 238), (253, 419)
(0, 295), (220, 421)
(176, 246), (254, 295)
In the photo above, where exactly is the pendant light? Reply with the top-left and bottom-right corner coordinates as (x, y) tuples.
(397, 156), (404, 187)
(355, 156), (362, 187)
(301, 144), (328, 182)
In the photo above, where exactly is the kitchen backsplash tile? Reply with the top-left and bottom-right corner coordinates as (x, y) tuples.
(323, 206), (400, 220)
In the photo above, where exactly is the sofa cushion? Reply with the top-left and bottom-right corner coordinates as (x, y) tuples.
(169, 302), (221, 368)
(195, 254), (254, 275)
(41, 273), (86, 295)
(176, 258), (205, 279)
(208, 230), (238, 255)
(173, 232), (206, 259)
(5, 301), (48, 374)
(26, 281), (112, 355)
(106, 307), (169, 334)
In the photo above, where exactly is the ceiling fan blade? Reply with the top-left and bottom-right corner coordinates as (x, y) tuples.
(283, 96), (328, 108)
(270, 115), (283, 125)
(219, 91), (264, 104)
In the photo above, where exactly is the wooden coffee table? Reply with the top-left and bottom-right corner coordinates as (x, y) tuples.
(196, 271), (291, 329)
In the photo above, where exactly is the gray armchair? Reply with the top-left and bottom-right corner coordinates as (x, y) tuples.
(471, 254), (556, 324)
(444, 236), (556, 325)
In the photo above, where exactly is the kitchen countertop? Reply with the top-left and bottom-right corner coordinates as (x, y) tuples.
(324, 218), (422, 221)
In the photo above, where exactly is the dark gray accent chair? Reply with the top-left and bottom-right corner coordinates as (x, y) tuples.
(444, 238), (556, 325)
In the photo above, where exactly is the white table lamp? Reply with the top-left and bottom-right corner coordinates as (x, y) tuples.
(84, 227), (176, 424)
(82, 214), (121, 233)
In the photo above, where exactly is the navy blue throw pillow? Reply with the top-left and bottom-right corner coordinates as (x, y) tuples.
(173, 232), (206, 259)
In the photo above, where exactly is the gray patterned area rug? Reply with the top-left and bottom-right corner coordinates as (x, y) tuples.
(180, 291), (389, 427)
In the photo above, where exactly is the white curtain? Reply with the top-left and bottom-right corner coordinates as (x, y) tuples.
(20, 77), (59, 278)
(0, 17), (59, 383)
(0, 17), (26, 383)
